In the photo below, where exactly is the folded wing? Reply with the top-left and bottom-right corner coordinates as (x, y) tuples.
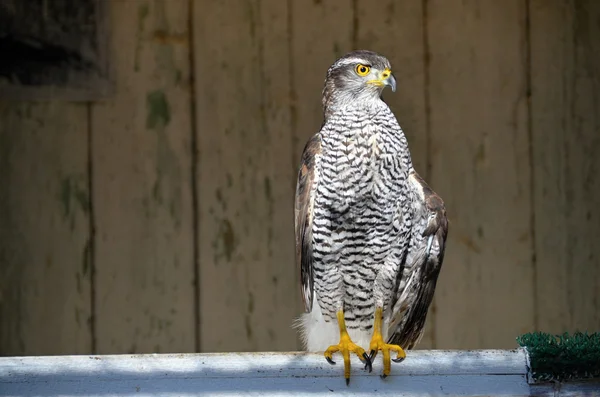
(294, 134), (322, 313)
(387, 170), (448, 349)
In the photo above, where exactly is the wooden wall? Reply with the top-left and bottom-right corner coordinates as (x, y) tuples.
(1, 0), (599, 356)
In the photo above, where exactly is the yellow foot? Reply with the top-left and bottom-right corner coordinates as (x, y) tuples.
(324, 335), (370, 385)
(324, 311), (370, 386)
(367, 333), (406, 378)
(367, 307), (406, 378)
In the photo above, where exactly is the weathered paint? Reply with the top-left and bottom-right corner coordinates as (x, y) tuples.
(90, 0), (196, 354)
(427, 0), (535, 349)
(194, 0), (298, 352)
(0, 102), (92, 355)
(213, 218), (236, 264)
(530, 0), (600, 333)
(146, 90), (171, 129)
(59, 175), (90, 232)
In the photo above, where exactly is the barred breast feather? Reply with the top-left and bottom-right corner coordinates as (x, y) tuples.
(295, 101), (415, 351)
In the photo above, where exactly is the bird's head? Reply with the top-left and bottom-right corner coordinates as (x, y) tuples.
(322, 50), (396, 113)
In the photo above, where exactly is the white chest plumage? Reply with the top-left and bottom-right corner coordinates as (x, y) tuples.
(308, 104), (413, 336)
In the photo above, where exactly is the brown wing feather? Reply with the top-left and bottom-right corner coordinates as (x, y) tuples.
(387, 170), (448, 348)
(410, 171), (448, 245)
(295, 134), (322, 313)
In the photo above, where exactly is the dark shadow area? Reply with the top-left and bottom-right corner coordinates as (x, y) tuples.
(0, 0), (111, 99)
(0, 35), (93, 85)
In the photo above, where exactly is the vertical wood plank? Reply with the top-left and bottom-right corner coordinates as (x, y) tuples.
(92, 0), (196, 354)
(528, 0), (572, 336)
(530, 0), (600, 333)
(290, 0), (354, 166)
(564, 0), (600, 331)
(193, 0), (297, 352)
(0, 102), (92, 355)
(355, 0), (434, 349)
(427, 0), (534, 349)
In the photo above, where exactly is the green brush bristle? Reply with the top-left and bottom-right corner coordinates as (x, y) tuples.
(517, 331), (600, 382)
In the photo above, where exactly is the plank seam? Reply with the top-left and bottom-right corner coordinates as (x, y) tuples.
(524, 0), (539, 332)
(188, 0), (201, 353)
(86, 102), (97, 354)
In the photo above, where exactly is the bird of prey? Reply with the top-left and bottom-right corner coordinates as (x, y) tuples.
(294, 50), (448, 384)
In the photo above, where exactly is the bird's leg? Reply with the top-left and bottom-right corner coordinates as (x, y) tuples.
(367, 306), (406, 378)
(324, 310), (371, 385)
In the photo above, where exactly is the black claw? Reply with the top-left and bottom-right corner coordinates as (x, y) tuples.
(345, 377), (350, 386)
(380, 374), (388, 380)
(325, 357), (336, 365)
(392, 357), (405, 363)
(362, 352), (372, 372)
(369, 349), (377, 363)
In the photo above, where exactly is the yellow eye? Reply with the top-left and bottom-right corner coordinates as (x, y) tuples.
(355, 64), (370, 76)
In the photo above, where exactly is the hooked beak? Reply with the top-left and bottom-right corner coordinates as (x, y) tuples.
(368, 68), (397, 92)
(382, 69), (396, 92)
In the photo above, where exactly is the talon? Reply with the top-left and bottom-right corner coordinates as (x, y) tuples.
(360, 352), (369, 363)
(367, 307), (407, 378)
(392, 356), (405, 363)
(325, 310), (368, 384)
(362, 352), (372, 372)
(380, 374), (387, 380)
(369, 349), (377, 362)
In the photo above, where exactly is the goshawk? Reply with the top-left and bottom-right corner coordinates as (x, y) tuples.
(294, 50), (448, 384)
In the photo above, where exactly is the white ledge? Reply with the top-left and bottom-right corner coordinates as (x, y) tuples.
(0, 349), (598, 396)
